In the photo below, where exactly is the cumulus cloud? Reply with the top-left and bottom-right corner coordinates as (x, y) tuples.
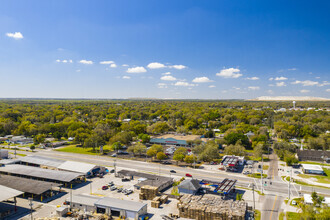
(157, 83), (167, 89)
(110, 63), (117, 68)
(246, 77), (259, 80)
(276, 82), (286, 87)
(300, 90), (310, 93)
(288, 68), (297, 71)
(216, 68), (242, 78)
(209, 85), (216, 88)
(318, 81), (330, 87)
(126, 66), (147, 73)
(274, 76), (288, 81)
(192, 77), (213, 83)
(6, 32), (24, 39)
(122, 64), (129, 67)
(147, 62), (166, 69)
(267, 90), (274, 94)
(174, 81), (195, 87)
(248, 86), (260, 90)
(170, 65), (186, 70)
(56, 59), (73, 63)
(291, 80), (318, 86)
(100, 61), (114, 64)
(161, 75), (177, 81)
(122, 76), (131, 79)
(326, 89), (330, 92)
(162, 72), (171, 75)
(269, 77), (274, 81)
(79, 60), (93, 65)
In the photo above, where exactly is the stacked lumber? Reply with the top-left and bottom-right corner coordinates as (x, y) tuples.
(177, 194), (246, 220)
(160, 195), (168, 204)
(151, 196), (161, 208)
(139, 185), (159, 200)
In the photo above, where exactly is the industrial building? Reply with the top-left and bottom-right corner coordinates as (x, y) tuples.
(301, 164), (325, 175)
(0, 175), (61, 201)
(66, 194), (147, 220)
(118, 170), (173, 191)
(0, 164), (84, 187)
(178, 179), (201, 195)
(0, 185), (23, 219)
(149, 134), (201, 147)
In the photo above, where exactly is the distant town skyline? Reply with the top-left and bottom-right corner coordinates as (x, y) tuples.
(0, 0), (329, 99)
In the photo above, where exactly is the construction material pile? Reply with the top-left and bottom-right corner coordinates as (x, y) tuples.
(139, 185), (159, 200)
(177, 194), (246, 220)
(151, 195), (169, 208)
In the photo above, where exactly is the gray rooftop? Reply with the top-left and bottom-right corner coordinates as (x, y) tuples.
(95, 197), (147, 212)
(57, 161), (97, 174)
(0, 159), (21, 165)
(178, 179), (201, 191)
(20, 155), (64, 168)
(0, 185), (23, 202)
(0, 164), (82, 182)
(0, 175), (61, 195)
(66, 194), (101, 207)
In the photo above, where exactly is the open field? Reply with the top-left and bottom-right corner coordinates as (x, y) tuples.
(55, 145), (113, 155)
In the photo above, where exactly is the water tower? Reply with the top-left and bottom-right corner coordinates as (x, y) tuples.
(293, 101), (296, 109)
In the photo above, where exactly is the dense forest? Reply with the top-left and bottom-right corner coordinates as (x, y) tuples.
(0, 99), (329, 161)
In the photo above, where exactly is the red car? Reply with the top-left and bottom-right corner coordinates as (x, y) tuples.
(102, 185), (108, 190)
(185, 173), (192, 177)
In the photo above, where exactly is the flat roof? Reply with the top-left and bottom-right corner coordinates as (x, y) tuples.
(0, 175), (61, 195)
(0, 185), (23, 202)
(95, 197), (147, 212)
(0, 164), (82, 183)
(0, 159), (21, 165)
(301, 164), (324, 171)
(20, 155), (64, 168)
(57, 161), (97, 174)
(66, 194), (101, 207)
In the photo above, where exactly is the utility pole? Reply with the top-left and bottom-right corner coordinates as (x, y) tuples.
(252, 183), (256, 211)
(70, 189), (73, 211)
(114, 159), (117, 177)
(261, 156), (264, 194)
(28, 197), (33, 220)
(288, 168), (292, 200)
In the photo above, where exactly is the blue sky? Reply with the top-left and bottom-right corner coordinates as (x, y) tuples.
(0, 0), (329, 99)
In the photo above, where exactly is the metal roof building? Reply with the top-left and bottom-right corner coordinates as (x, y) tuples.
(0, 185), (23, 202)
(0, 159), (21, 166)
(178, 179), (201, 195)
(20, 155), (64, 168)
(0, 164), (82, 183)
(0, 175), (61, 195)
(301, 164), (325, 175)
(57, 161), (98, 175)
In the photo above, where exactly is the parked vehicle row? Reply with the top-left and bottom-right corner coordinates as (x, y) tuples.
(102, 182), (133, 195)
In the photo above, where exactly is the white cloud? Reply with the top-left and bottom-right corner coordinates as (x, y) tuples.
(276, 82), (286, 87)
(326, 89), (330, 92)
(122, 76), (131, 79)
(246, 77), (259, 80)
(100, 61), (114, 64)
(209, 85), (216, 88)
(56, 59), (73, 63)
(6, 32), (23, 39)
(192, 77), (213, 83)
(76, 69), (81, 72)
(161, 75), (177, 81)
(318, 81), (330, 87)
(79, 60), (93, 65)
(267, 90), (274, 94)
(69, 60), (73, 63)
(269, 77), (274, 81)
(288, 68), (297, 71)
(170, 65), (186, 70)
(162, 72), (171, 75)
(147, 62), (166, 69)
(157, 83), (167, 89)
(110, 63), (117, 68)
(300, 89), (310, 93)
(291, 80), (318, 86)
(274, 76), (288, 81)
(216, 68), (242, 78)
(122, 64), (129, 67)
(248, 86), (260, 90)
(56, 59), (61, 63)
(174, 81), (195, 87)
(126, 66), (147, 73)
(62, 60), (68, 63)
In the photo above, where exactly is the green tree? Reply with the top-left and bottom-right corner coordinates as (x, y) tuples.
(253, 144), (264, 159)
(127, 143), (147, 156)
(112, 142), (122, 152)
(33, 134), (46, 144)
(184, 155), (197, 165)
(30, 145), (35, 152)
(224, 143), (246, 156)
(224, 131), (250, 147)
(156, 152), (167, 161)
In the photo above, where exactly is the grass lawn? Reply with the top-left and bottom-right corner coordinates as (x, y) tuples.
(299, 161), (330, 167)
(56, 144), (113, 155)
(263, 165), (269, 170)
(286, 212), (300, 220)
(291, 198), (302, 206)
(254, 210), (261, 220)
(279, 212), (285, 220)
(248, 173), (268, 179)
(297, 168), (330, 184)
(9, 152), (27, 157)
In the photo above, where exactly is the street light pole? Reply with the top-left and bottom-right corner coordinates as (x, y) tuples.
(28, 197), (33, 220)
(261, 156), (264, 194)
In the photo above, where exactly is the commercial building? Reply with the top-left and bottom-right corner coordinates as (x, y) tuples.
(297, 149), (330, 163)
(0, 185), (23, 219)
(178, 179), (201, 195)
(150, 134), (201, 147)
(20, 155), (64, 169)
(0, 159), (20, 167)
(220, 155), (245, 172)
(301, 164), (325, 175)
(66, 194), (147, 220)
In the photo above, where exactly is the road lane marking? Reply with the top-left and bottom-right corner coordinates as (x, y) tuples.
(269, 195), (278, 220)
